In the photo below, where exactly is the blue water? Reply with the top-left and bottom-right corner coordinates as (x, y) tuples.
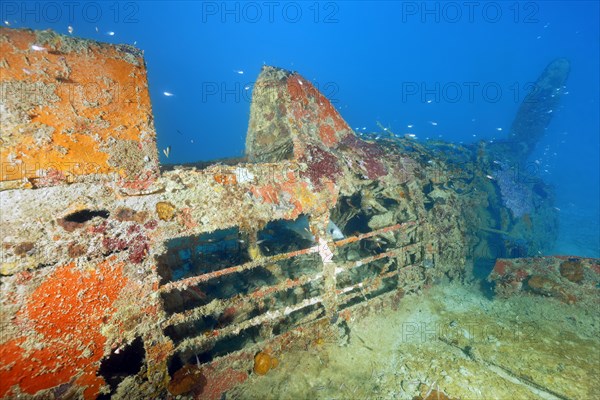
(5, 1), (598, 256)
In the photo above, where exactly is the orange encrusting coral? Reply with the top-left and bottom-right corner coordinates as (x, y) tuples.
(0, 259), (127, 398)
(0, 28), (155, 184)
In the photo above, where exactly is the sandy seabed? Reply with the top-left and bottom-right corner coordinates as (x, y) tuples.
(230, 279), (599, 400)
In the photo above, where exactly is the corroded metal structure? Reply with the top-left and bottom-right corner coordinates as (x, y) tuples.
(0, 28), (570, 399)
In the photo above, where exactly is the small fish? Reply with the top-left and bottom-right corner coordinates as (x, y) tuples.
(405, 133), (416, 139)
(3, 20), (10, 26)
(95, 27), (99, 32)
(107, 31), (115, 36)
(68, 26), (73, 34)
(298, 79), (303, 86)
(407, 124), (414, 128)
(22, 68), (32, 75)
(429, 121), (438, 126)
(486, 175), (494, 180)
(426, 99), (432, 104)
(163, 91), (174, 97)
(162, 146), (171, 158)
(234, 69), (244, 75)
(244, 85), (250, 90)
(133, 40), (137, 45)
(31, 45), (46, 51)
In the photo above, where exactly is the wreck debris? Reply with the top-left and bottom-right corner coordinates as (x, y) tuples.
(488, 256), (599, 306)
(496, 58), (571, 163)
(0, 27), (581, 399)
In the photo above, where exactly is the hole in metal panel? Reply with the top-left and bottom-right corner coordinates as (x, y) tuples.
(256, 214), (316, 256)
(156, 227), (250, 285)
(64, 209), (110, 223)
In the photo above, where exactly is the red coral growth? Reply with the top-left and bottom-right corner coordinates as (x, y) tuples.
(319, 124), (337, 147)
(99, 223), (150, 263)
(14, 270), (33, 285)
(287, 74), (312, 104)
(127, 224), (141, 235)
(340, 134), (387, 179)
(285, 73), (349, 148)
(102, 235), (128, 252)
(89, 221), (108, 234)
(492, 259), (511, 276)
(128, 235), (149, 263)
(199, 366), (248, 400)
(0, 260), (127, 399)
(118, 170), (157, 191)
(299, 144), (342, 188)
(144, 219), (158, 230)
(36, 168), (67, 187)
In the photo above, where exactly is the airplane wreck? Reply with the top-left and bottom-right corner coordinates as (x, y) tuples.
(1, 27), (595, 399)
